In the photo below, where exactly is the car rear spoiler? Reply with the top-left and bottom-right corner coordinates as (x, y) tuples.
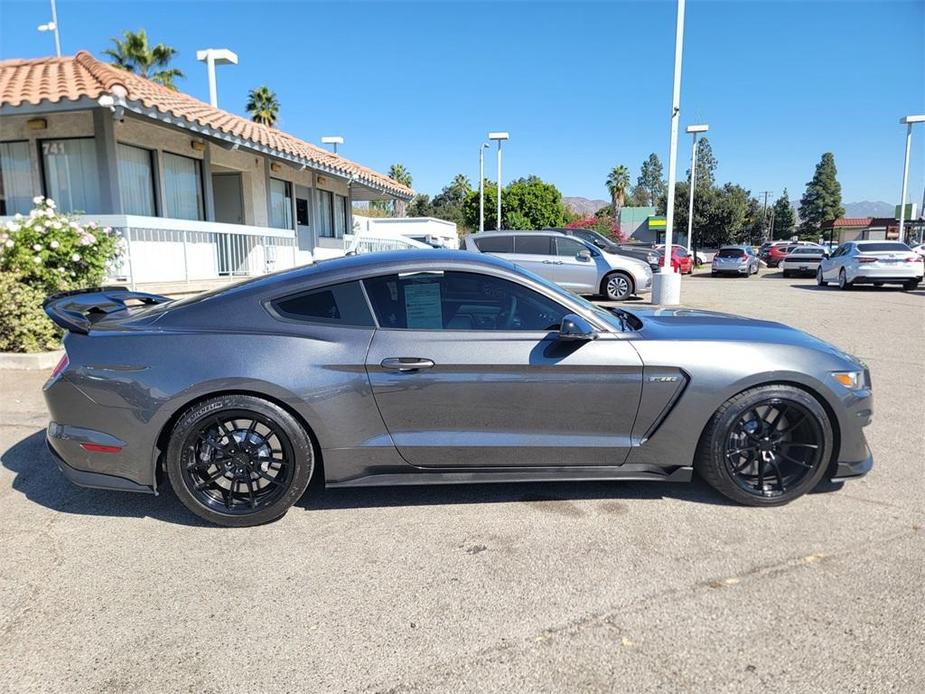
(43, 286), (171, 334)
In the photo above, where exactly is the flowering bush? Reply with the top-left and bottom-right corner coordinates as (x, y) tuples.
(0, 196), (126, 352)
(1, 196), (125, 294)
(566, 215), (626, 243)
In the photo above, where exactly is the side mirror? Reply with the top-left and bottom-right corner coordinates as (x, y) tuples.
(559, 313), (598, 341)
(577, 249), (592, 262)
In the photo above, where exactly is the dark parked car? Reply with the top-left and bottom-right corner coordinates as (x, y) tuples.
(44, 250), (873, 526)
(548, 229), (661, 272)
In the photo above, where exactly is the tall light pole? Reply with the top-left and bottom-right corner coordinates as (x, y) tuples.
(479, 143), (489, 232)
(897, 115), (925, 242)
(37, 0), (61, 57)
(489, 132), (509, 230)
(196, 48), (238, 108)
(652, 0), (686, 306)
(321, 136), (344, 154)
(685, 124), (708, 255)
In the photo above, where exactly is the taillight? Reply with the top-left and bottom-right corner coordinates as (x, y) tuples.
(857, 256), (877, 263)
(905, 256), (923, 263)
(51, 353), (69, 378)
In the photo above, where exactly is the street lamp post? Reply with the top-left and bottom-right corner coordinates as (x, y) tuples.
(488, 132), (509, 230)
(897, 115), (925, 242)
(652, 0), (686, 306)
(196, 49), (238, 108)
(479, 143), (489, 232)
(685, 124), (708, 255)
(37, 0), (61, 57)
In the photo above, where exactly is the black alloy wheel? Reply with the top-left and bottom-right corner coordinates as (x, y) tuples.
(696, 385), (833, 506)
(166, 395), (314, 526)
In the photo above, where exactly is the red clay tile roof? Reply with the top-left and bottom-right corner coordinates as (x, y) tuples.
(0, 52), (413, 199)
(831, 217), (873, 227)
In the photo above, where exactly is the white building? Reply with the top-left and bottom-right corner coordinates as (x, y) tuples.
(0, 52), (414, 287)
(352, 214), (459, 249)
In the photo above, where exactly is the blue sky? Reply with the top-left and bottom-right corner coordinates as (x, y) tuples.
(1, 0), (923, 206)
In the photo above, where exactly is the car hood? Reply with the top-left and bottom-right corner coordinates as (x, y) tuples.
(627, 306), (855, 357)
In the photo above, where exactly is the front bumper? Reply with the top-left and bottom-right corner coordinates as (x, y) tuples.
(831, 445), (873, 480)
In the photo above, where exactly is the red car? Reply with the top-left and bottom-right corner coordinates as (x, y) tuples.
(655, 245), (694, 274)
(766, 243), (796, 268)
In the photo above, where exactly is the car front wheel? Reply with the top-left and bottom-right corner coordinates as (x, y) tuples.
(602, 272), (633, 301)
(166, 394), (314, 527)
(816, 267), (828, 286)
(695, 385), (833, 506)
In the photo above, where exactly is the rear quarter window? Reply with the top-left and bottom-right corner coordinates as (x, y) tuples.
(268, 281), (374, 327)
(474, 236), (514, 253)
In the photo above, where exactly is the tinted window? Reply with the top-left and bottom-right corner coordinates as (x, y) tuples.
(270, 281), (374, 327)
(857, 242), (911, 252)
(556, 237), (589, 256)
(717, 248), (745, 258)
(675, 247), (689, 257)
(514, 235), (553, 255)
(363, 271), (569, 331)
(475, 236), (514, 253)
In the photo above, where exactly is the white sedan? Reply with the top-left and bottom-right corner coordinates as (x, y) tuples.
(817, 240), (924, 290)
(781, 246), (827, 277)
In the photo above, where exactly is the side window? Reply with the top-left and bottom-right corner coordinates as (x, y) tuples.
(363, 271), (569, 331)
(556, 237), (589, 257)
(269, 281), (374, 327)
(474, 235), (514, 253)
(514, 235), (553, 255)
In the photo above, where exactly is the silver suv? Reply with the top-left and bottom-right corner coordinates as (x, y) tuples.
(464, 231), (653, 301)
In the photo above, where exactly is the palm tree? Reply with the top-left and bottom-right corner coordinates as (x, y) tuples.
(387, 164), (413, 217)
(246, 86), (280, 127)
(103, 29), (184, 90)
(606, 165), (631, 220)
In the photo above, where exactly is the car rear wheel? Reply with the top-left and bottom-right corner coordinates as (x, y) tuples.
(904, 279), (921, 291)
(816, 267), (828, 286)
(602, 272), (633, 301)
(695, 385), (833, 506)
(166, 394), (314, 527)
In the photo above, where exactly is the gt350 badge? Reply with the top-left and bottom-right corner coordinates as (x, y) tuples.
(648, 376), (680, 382)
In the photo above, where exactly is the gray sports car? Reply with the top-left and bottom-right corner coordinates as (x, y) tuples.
(43, 250), (873, 526)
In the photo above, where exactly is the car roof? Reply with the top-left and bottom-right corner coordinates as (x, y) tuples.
(468, 230), (563, 238)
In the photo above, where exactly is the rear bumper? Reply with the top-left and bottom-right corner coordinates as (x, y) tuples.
(46, 437), (154, 493)
(831, 445), (873, 480)
(712, 265), (749, 274)
(852, 272), (922, 284)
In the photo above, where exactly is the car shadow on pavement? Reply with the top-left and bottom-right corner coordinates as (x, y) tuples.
(1, 430), (211, 527)
(791, 283), (923, 295)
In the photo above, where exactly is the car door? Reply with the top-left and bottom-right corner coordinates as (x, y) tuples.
(507, 234), (557, 281)
(825, 243), (848, 280)
(553, 236), (599, 294)
(362, 270), (643, 468)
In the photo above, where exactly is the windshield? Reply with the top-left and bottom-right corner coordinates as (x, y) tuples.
(511, 263), (638, 332)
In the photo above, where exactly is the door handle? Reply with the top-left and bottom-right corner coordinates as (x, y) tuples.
(380, 357), (435, 372)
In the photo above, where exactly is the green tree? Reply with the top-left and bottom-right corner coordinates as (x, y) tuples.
(462, 175), (567, 231)
(770, 189), (796, 239)
(103, 29), (184, 89)
(798, 153), (844, 234)
(605, 165), (631, 219)
(383, 164), (413, 217)
(430, 174), (472, 229)
(688, 137), (717, 188)
(407, 194), (434, 218)
(635, 153), (666, 207)
(246, 86), (280, 127)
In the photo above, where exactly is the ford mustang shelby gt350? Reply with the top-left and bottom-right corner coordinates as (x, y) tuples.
(43, 250), (872, 526)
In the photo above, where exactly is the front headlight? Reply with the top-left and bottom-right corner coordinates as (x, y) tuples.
(831, 371), (866, 390)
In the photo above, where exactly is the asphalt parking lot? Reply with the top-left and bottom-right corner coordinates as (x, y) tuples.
(1, 268), (923, 693)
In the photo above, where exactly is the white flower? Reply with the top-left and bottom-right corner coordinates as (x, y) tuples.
(13, 213), (23, 220)
(32, 195), (44, 204)
(71, 253), (81, 262)
(4, 221), (18, 232)
(50, 240), (60, 249)
(79, 233), (96, 246)
(69, 221), (80, 229)
(4, 239), (13, 248)
(52, 221), (62, 230)
(57, 267), (65, 274)
(44, 208), (55, 218)
(32, 243), (43, 251)
(32, 255), (41, 264)
(34, 225), (45, 233)
(70, 271), (75, 277)
(88, 221), (98, 229)
(46, 199), (56, 209)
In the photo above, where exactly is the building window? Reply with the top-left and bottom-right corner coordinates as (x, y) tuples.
(162, 152), (204, 220)
(0, 141), (33, 216)
(40, 138), (101, 213)
(269, 178), (293, 229)
(117, 143), (156, 216)
(334, 194), (348, 237)
(318, 189), (334, 237)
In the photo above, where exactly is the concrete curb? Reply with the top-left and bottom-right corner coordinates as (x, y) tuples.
(0, 349), (63, 370)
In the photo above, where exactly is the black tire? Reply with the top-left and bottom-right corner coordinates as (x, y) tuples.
(602, 272), (634, 301)
(816, 267), (828, 286)
(166, 394), (314, 527)
(838, 268), (851, 290)
(903, 279), (921, 291)
(695, 385), (833, 507)
(711, 271), (718, 277)
(782, 270), (791, 278)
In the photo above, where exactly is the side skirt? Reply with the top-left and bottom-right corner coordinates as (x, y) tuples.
(326, 464), (693, 488)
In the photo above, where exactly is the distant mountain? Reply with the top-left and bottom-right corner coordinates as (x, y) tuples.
(843, 201), (895, 218)
(563, 196), (609, 217)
